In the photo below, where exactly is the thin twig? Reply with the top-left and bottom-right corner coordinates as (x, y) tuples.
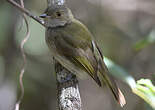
(6, 0), (46, 27)
(14, 0), (30, 110)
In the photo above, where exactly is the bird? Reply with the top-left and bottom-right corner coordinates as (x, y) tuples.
(40, 4), (126, 107)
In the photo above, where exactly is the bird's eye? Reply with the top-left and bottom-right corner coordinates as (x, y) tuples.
(56, 12), (61, 17)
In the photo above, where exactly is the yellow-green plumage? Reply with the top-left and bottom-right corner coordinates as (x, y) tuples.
(41, 4), (126, 107)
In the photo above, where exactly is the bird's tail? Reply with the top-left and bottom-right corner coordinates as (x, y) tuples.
(98, 59), (126, 107)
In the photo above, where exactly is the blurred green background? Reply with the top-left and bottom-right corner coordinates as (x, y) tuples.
(0, 0), (155, 110)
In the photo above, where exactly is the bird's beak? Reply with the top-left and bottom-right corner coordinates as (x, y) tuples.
(39, 13), (47, 18)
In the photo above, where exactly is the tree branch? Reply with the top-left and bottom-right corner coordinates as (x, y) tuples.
(50, 0), (82, 109)
(47, 0), (83, 109)
(55, 61), (82, 110)
(6, 0), (46, 27)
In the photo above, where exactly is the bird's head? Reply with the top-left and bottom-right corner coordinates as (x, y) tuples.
(40, 5), (74, 28)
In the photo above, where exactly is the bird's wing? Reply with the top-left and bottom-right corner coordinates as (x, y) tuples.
(47, 18), (126, 106)
(54, 33), (101, 85)
(71, 47), (102, 86)
(53, 32), (125, 106)
(50, 24), (101, 86)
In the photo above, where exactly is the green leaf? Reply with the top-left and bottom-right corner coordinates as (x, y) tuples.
(133, 79), (155, 109)
(104, 58), (155, 109)
(133, 31), (155, 51)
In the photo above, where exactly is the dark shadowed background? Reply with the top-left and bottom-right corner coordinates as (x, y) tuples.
(0, 0), (155, 110)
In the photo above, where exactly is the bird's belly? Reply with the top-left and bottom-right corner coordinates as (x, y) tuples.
(56, 55), (89, 79)
(45, 31), (89, 79)
(50, 48), (89, 79)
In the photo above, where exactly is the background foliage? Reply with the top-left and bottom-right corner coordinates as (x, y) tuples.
(0, 0), (155, 110)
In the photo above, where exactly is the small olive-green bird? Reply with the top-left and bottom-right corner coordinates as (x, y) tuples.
(40, 4), (126, 107)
